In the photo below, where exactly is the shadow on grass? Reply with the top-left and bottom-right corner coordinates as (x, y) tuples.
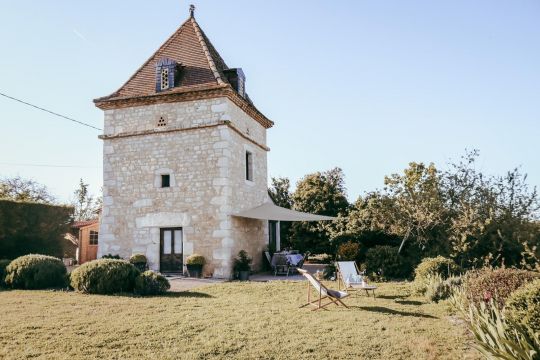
(162, 291), (213, 298)
(395, 299), (424, 306)
(352, 305), (437, 319)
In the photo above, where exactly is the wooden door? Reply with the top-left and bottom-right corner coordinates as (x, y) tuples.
(160, 228), (183, 272)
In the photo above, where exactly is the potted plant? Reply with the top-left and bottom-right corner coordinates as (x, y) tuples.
(186, 254), (205, 278)
(233, 250), (252, 281)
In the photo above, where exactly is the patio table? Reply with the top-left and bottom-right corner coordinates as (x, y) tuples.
(271, 253), (304, 267)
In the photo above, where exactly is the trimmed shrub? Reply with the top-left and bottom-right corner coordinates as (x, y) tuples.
(70, 259), (139, 294)
(134, 270), (170, 296)
(0, 259), (11, 287)
(505, 279), (540, 333)
(464, 268), (539, 307)
(129, 254), (148, 272)
(186, 254), (205, 266)
(337, 241), (360, 261)
(4, 254), (67, 289)
(414, 256), (459, 281)
(365, 245), (412, 280)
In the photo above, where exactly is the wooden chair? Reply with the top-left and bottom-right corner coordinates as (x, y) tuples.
(336, 261), (377, 297)
(298, 268), (349, 311)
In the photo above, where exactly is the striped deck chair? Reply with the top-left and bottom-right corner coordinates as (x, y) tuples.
(297, 268), (349, 311)
(336, 261), (377, 297)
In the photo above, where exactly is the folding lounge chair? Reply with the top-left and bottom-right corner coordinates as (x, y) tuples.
(298, 268), (349, 311)
(336, 261), (377, 297)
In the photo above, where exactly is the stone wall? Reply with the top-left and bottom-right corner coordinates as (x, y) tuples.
(99, 96), (269, 277)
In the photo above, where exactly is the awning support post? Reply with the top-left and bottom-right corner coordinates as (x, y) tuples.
(276, 220), (281, 252)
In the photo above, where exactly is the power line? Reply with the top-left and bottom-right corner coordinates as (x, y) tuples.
(0, 92), (102, 131)
(0, 162), (101, 169)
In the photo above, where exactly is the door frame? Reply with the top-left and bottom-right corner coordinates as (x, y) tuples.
(159, 227), (183, 273)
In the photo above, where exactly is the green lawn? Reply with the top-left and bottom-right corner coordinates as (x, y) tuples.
(0, 281), (479, 360)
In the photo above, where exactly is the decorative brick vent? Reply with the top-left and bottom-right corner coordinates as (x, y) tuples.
(157, 116), (167, 127)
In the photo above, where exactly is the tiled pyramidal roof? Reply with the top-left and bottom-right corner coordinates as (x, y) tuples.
(94, 15), (272, 128)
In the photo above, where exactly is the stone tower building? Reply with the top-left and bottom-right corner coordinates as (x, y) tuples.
(94, 9), (273, 278)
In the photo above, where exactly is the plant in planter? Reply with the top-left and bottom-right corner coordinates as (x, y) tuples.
(233, 250), (252, 281)
(129, 254), (148, 272)
(186, 254), (205, 278)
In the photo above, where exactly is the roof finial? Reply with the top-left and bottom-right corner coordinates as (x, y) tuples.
(189, 4), (195, 18)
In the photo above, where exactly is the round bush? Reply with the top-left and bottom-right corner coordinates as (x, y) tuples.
(464, 268), (539, 307)
(129, 254), (148, 272)
(134, 270), (170, 296)
(505, 279), (540, 332)
(0, 259), (11, 288)
(70, 259), (140, 294)
(186, 254), (205, 266)
(365, 246), (412, 280)
(4, 254), (67, 289)
(414, 256), (459, 282)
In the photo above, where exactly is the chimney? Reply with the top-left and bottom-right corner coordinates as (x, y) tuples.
(223, 68), (246, 98)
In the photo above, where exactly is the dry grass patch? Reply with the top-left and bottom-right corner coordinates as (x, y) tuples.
(0, 281), (479, 359)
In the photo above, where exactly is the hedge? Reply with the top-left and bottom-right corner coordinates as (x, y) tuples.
(0, 200), (73, 259)
(505, 279), (540, 332)
(463, 268), (539, 307)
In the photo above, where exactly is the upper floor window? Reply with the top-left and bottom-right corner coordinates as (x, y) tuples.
(245, 151), (253, 181)
(156, 58), (180, 92)
(161, 174), (171, 188)
(89, 230), (99, 245)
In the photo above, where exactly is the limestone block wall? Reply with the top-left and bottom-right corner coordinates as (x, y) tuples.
(99, 96), (269, 277)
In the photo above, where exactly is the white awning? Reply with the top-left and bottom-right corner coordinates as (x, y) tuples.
(233, 202), (336, 221)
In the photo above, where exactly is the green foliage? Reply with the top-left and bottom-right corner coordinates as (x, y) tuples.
(337, 241), (359, 261)
(233, 250), (252, 272)
(186, 254), (205, 266)
(134, 270), (170, 296)
(365, 246), (412, 280)
(342, 150), (540, 271)
(425, 274), (462, 303)
(70, 259), (139, 294)
(451, 290), (540, 360)
(0, 176), (55, 204)
(72, 178), (100, 221)
(4, 254), (67, 289)
(101, 254), (121, 259)
(415, 256), (459, 281)
(0, 200), (73, 259)
(463, 267), (539, 307)
(0, 259), (11, 287)
(505, 279), (540, 333)
(291, 167), (349, 254)
(129, 254), (148, 271)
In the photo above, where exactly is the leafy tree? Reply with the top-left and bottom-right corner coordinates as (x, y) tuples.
(291, 167), (349, 254)
(268, 177), (293, 248)
(0, 176), (55, 204)
(72, 179), (100, 221)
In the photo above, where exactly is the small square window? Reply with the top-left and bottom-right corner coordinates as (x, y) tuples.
(245, 151), (253, 181)
(89, 230), (99, 245)
(161, 174), (170, 188)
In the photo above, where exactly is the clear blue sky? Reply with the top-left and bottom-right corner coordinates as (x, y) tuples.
(1, 0), (539, 203)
